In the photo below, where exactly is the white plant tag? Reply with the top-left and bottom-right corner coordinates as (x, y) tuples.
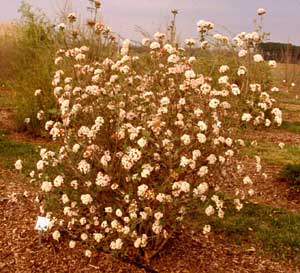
(35, 216), (50, 231)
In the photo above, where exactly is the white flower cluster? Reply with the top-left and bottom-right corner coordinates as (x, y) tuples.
(27, 9), (278, 260)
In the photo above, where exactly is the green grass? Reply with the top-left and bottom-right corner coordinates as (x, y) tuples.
(215, 203), (300, 263)
(280, 121), (300, 133)
(244, 142), (300, 165)
(0, 130), (39, 171)
(187, 201), (300, 264)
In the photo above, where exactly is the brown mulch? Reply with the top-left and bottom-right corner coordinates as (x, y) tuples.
(243, 161), (300, 211)
(1, 168), (299, 273)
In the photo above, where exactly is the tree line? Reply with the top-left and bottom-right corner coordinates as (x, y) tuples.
(260, 42), (300, 64)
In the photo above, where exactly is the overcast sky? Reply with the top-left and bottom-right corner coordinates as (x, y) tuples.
(1, 0), (300, 44)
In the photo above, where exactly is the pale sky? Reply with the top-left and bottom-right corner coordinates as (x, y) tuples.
(1, 0), (300, 44)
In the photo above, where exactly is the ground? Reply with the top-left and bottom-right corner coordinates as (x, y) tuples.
(0, 86), (300, 272)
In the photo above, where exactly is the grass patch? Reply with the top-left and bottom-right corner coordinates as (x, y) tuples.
(0, 130), (39, 171)
(215, 203), (300, 263)
(280, 121), (300, 133)
(280, 164), (300, 185)
(244, 142), (300, 165)
(188, 201), (300, 264)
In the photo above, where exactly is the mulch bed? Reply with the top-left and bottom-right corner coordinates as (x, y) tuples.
(1, 168), (299, 273)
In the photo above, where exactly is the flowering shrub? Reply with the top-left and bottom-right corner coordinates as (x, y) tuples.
(24, 6), (281, 262)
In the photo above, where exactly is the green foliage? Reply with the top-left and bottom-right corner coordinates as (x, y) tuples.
(0, 130), (39, 171)
(280, 164), (300, 185)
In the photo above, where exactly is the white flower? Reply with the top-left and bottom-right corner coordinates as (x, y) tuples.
(185, 38), (196, 46)
(81, 194), (93, 205)
(52, 230), (60, 241)
(197, 133), (207, 144)
(14, 159), (22, 170)
(197, 20), (214, 33)
(203, 224), (211, 234)
(58, 23), (66, 30)
(94, 233), (104, 243)
(207, 154), (217, 164)
(257, 8), (266, 15)
(234, 199), (243, 211)
(248, 189), (255, 196)
(134, 237), (142, 248)
(116, 209), (123, 217)
(72, 144), (80, 153)
(205, 205), (215, 216)
(253, 54), (264, 63)
(154, 32), (166, 40)
(81, 233), (88, 241)
(67, 12), (77, 22)
(160, 97), (170, 106)
(278, 142), (285, 149)
(154, 212), (164, 220)
(110, 238), (123, 250)
(243, 176), (253, 185)
(96, 172), (111, 187)
(238, 49), (247, 58)
(167, 54), (180, 64)
(209, 98), (220, 109)
(61, 194), (69, 204)
(34, 89), (42, 96)
(78, 160), (91, 174)
(172, 181), (190, 196)
(41, 181), (52, 192)
(197, 121), (207, 131)
(188, 56), (196, 64)
(142, 38), (150, 46)
(193, 182), (209, 196)
(218, 75), (229, 85)
(271, 87), (279, 92)
(241, 113), (252, 122)
(237, 66), (247, 76)
(231, 84), (240, 96)
(198, 166), (209, 178)
(268, 60), (277, 68)
(69, 240), (76, 248)
(137, 184), (149, 198)
(53, 175), (63, 187)
(37, 110), (44, 120)
(185, 70), (196, 79)
(219, 65), (229, 73)
(192, 149), (201, 160)
(85, 249), (92, 257)
(181, 134), (191, 145)
(150, 41), (160, 50)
